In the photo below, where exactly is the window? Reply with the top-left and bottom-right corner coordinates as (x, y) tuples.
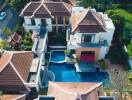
(81, 35), (92, 43)
(58, 16), (63, 24)
(31, 19), (35, 25)
(52, 18), (56, 24)
(41, 19), (47, 26)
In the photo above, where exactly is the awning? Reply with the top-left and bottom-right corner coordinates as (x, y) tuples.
(80, 51), (95, 62)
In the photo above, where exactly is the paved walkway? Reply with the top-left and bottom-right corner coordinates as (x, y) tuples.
(36, 28), (46, 55)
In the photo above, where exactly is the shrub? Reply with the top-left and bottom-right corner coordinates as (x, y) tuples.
(64, 50), (70, 55)
(0, 40), (8, 49)
(100, 62), (107, 70)
(127, 43), (132, 58)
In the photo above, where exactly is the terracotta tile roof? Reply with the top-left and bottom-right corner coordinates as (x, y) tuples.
(45, 2), (71, 16)
(20, 1), (71, 17)
(11, 51), (33, 82)
(63, 0), (76, 6)
(48, 82), (103, 100)
(0, 63), (30, 92)
(43, 0), (76, 6)
(10, 33), (22, 45)
(34, 4), (52, 18)
(0, 51), (33, 82)
(71, 8), (106, 33)
(21, 2), (40, 16)
(48, 82), (102, 94)
(0, 52), (11, 71)
(0, 94), (26, 100)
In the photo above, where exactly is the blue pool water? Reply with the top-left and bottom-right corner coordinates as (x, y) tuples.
(50, 51), (65, 62)
(48, 63), (111, 87)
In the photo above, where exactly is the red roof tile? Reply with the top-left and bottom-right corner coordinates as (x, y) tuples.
(71, 8), (106, 33)
(10, 33), (22, 45)
(34, 4), (52, 18)
(0, 51), (33, 82)
(11, 51), (33, 82)
(0, 51), (33, 92)
(20, 1), (71, 17)
(48, 82), (104, 100)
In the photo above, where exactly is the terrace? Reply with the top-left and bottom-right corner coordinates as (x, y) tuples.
(77, 40), (108, 48)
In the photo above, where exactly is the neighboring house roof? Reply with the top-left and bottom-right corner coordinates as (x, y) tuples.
(20, 1), (71, 17)
(0, 94), (26, 100)
(10, 33), (22, 45)
(48, 82), (103, 100)
(71, 8), (106, 33)
(0, 51), (33, 92)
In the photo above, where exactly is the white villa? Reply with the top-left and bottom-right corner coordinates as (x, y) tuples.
(20, 0), (115, 62)
(67, 8), (115, 62)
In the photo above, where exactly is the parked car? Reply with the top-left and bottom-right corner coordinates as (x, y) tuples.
(0, 12), (6, 20)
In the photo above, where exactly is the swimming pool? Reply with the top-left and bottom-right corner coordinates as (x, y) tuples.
(48, 63), (111, 87)
(50, 51), (65, 62)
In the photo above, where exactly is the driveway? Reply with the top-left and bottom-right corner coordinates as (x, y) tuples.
(0, 9), (13, 40)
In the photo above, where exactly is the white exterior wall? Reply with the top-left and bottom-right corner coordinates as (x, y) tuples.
(46, 18), (52, 32)
(35, 18), (41, 26)
(99, 46), (108, 60)
(24, 17), (31, 25)
(24, 17), (41, 31)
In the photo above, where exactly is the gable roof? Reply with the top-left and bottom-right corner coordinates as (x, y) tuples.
(20, 1), (71, 17)
(0, 94), (26, 100)
(0, 51), (33, 82)
(48, 82), (102, 94)
(10, 33), (22, 45)
(21, 2), (40, 16)
(51, 0), (76, 6)
(34, 5), (52, 18)
(71, 8), (106, 33)
(45, 2), (71, 16)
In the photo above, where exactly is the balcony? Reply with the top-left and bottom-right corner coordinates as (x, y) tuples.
(77, 40), (108, 48)
(23, 23), (41, 31)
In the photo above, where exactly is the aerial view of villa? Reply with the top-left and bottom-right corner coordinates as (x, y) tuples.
(0, 0), (132, 100)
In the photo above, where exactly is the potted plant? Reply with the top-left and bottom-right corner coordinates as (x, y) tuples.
(100, 62), (107, 70)
(0, 91), (3, 99)
(64, 50), (70, 56)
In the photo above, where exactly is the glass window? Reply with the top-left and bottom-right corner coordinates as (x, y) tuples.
(82, 35), (92, 43)
(31, 18), (35, 25)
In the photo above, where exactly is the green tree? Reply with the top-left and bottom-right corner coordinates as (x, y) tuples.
(3, 27), (12, 38)
(5, 0), (30, 11)
(127, 43), (132, 58)
(105, 10), (125, 38)
(108, 38), (129, 70)
(105, 9), (132, 42)
(0, 40), (8, 49)
(80, 0), (113, 11)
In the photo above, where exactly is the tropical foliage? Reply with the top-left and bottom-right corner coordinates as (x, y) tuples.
(127, 43), (132, 58)
(5, 0), (30, 11)
(0, 40), (8, 49)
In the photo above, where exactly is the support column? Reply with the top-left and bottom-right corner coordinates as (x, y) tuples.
(55, 16), (58, 33)
(63, 16), (66, 30)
